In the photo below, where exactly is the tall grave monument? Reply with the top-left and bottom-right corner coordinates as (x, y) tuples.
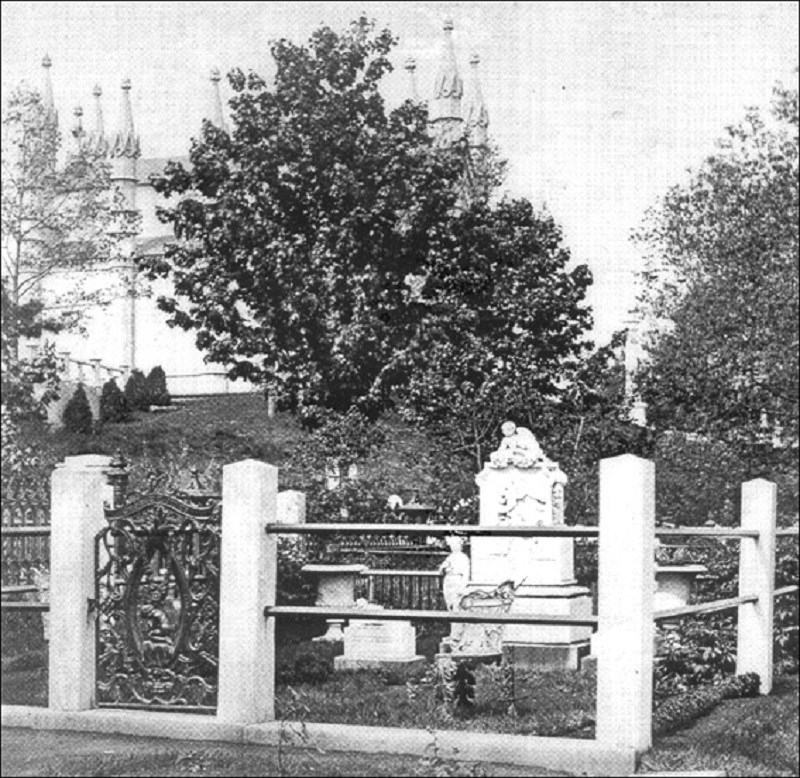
(469, 422), (592, 668)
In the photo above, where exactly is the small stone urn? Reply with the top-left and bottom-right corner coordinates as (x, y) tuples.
(302, 563), (367, 642)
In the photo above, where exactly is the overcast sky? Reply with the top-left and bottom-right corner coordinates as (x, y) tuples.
(3, 1), (798, 342)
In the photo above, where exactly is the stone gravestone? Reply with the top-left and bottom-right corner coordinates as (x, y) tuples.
(334, 601), (426, 677)
(469, 422), (592, 669)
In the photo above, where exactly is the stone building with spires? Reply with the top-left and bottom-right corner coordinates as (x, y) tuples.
(23, 19), (492, 401)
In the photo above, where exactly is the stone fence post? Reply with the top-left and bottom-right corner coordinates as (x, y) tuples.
(217, 459), (277, 723)
(596, 454), (655, 757)
(737, 478), (776, 694)
(48, 455), (113, 711)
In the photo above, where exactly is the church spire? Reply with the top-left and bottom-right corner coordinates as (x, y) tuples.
(41, 54), (58, 126)
(110, 78), (140, 160)
(404, 56), (419, 102)
(464, 53), (489, 148)
(85, 85), (109, 156)
(207, 68), (228, 132)
(430, 17), (463, 145)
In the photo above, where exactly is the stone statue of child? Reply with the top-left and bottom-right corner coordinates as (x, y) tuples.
(439, 536), (471, 610)
(489, 421), (544, 468)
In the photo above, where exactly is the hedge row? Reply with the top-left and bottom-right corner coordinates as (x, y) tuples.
(653, 672), (760, 736)
(62, 367), (172, 432)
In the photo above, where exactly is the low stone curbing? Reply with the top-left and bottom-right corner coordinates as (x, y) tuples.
(1, 705), (637, 776)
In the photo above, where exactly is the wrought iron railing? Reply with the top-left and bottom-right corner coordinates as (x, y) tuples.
(1, 472), (51, 588)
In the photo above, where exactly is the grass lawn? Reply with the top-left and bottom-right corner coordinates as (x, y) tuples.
(275, 664), (596, 738)
(16, 395), (470, 500)
(641, 674), (799, 777)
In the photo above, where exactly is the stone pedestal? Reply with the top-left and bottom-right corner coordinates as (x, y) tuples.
(468, 425), (592, 669)
(302, 564), (366, 642)
(654, 565), (707, 611)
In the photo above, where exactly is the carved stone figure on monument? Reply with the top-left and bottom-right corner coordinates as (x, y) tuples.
(489, 421), (544, 469)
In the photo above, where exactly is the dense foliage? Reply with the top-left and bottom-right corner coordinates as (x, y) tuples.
(636, 82), (799, 449)
(396, 201), (592, 470)
(145, 18), (590, 430)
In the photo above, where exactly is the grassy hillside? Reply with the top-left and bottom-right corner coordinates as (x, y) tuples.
(17, 395), (475, 507)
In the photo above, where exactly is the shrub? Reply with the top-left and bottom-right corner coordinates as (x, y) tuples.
(655, 615), (737, 697)
(62, 384), (93, 433)
(124, 369), (149, 411)
(277, 645), (334, 685)
(145, 366), (171, 407)
(653, 673), (760, 735)
(99, 379), (130, 423)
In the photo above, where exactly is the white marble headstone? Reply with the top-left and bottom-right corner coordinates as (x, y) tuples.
(472, 422), (573, 586)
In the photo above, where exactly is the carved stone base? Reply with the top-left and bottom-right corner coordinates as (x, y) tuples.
(502, 640), (590, 670)
(485, 582), (593, 645)
(333, 656), (427, 679)
(312, 619), (345, 642)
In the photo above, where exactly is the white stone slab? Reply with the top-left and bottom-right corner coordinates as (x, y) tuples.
(342, 619), (417, 661)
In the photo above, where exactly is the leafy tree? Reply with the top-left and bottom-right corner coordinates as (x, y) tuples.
(1, 84), (130, 356)
(62, 383), (93, 433)
(99, 378), (130, 423)
(124, 369), (149, 411)
(144, 365), (171, 407)
(396, 201), (593, 470)
(1, 83), (134, 431)
(635, 81), (799, 450)
(143, 18), (522, 426)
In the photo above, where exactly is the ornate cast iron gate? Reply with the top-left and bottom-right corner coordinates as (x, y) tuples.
(94, 461), (222, 712)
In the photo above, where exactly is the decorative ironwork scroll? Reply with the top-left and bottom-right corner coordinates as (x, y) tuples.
(94, 487), (221, 712)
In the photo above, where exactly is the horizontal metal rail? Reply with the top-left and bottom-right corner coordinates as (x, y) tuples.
(654, 527), (759, 539)
(653, 594), (758, 622)
(0, 526), (51, 536)
(268, 524), (778, 539)
(0, 601), (50, 611)
(264, 605), (599, 627)
(774, 584), (799, 598)
(266, 523), (600, 538)
(362, 569), (441, 578)
(776, 527), (800, 537)
(1, 585), (39, 595)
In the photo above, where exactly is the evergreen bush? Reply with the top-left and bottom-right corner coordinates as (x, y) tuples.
(99, 379), (130, 423)
(62, 384), (93, 434)
(124, 369), (149, 411)
(145, 366), (171, 407)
